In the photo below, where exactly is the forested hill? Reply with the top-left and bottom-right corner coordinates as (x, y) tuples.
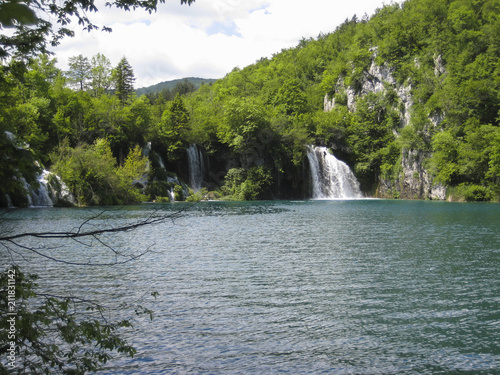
(184, 0), (500, 201)
(136, 77), (218, 97)
(1, 0), (499, 206)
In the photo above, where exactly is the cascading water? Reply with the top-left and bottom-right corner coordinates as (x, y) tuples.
(144, 143), (190, 202)
(22, 170), (75, 207)
(186, 144), (204, 192)
(2, 131), (75, 207)
(307, 145), (362, 199)
(31, 170), (54, 206)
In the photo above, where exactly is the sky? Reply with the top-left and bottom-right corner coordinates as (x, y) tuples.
(51, 0), (392, 88)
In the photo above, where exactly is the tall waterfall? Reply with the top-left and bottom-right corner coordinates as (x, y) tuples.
(186, 144), (204, 191)
(307, 145), (362, 199)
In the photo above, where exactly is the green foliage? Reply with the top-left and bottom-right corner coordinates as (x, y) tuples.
(139, 77), (215, 99)
(347, 93), (399, 187)
(3, 0), (500, 201)
(90, 53), (113, 97)
(173, 184), (184, 201)
(67, 55), (91, 91)
(185, 188), (209, 202)
(428, 123), (500, 190)
(448, 182), (496, 202)
(218, 97), (272, 153)
(154, 94), (189, 161)
(273, 79), (308, 116)
(113, 57), (135, 106)
(0, 131), (39, 207)
(221, 166), (273, 200)
(428, 129), (461, 185)
(0, 266), (137, 374)
(313, 107), (351, 146)
(460, 183), (493, 201)
(51, 138), (147, 206)
(145, 181), (171, 201)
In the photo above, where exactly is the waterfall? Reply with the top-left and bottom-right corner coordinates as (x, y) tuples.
(23, 170), (75, 207)
(21, 172), (53, 207)
(33, 170), (54, 206)
(168, 187), (176, 202)
(186, 144), (204, 192)
(306, 145), (362, 199)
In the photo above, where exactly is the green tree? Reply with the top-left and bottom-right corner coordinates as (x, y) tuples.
(428, 129), (461, 185)
(109, 96), (150, 160)
(273, 79), (308, 117)
(172, 78), (196, 96)
(218, 97), (271, 153)
(67, 54), (91, 91)
(52, 87), (92, 145)
(221, 166), (273, 200)
(90, 53), (113, 97)
(113, 57), (135, 106)
(155, 93), (189, 161)
(51, 138), (147, 205)
(347, 93), (398, 187)
(4, 55), (61, 162)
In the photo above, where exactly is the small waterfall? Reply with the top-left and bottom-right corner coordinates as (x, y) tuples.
(21, 172), (53, 207)
(306, 145), (362, 199)
(33, 170), (54, 206)
(145, 143), (190, 202)
(168, 187), (176, 202)
(5, 194), (13, 208)
(186, 144), (204, 192)
(23, 170), (75, 207)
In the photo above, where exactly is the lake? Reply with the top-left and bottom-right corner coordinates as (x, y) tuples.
(2, 199), (500, 374)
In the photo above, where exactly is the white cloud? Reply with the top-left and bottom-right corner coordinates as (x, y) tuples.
(51, 0), (388, 88)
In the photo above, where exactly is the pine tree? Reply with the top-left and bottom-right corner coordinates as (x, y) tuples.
(113, 57), (135, 105)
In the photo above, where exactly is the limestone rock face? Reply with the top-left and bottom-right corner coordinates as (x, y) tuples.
(323, 49), (446, 199)
(324, 49), (412, 126)
(376, 150), (446, 200)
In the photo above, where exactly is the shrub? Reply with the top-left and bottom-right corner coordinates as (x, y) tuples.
(461, 184), (493, 202)
(221, 166), (273, 200)
(0, 266), (137, 374)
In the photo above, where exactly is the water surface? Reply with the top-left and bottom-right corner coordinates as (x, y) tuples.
(2, 200), (500, 374)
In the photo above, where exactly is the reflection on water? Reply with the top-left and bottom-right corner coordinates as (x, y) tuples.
(1, 200), (500, 374)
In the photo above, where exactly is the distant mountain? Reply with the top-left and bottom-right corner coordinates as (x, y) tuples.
(136, 77), (218, 96)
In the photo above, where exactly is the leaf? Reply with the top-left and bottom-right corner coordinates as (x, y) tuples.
(0, 1), (38, 28)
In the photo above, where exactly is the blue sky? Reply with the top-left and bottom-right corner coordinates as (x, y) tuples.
(51, 0), (393, 88)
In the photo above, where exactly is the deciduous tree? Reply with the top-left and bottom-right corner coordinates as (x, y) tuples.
(90, 53), (113, 97)
(67, 54), (91, 91)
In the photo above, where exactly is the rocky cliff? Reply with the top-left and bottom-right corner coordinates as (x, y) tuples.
(323, 48), (446, 200)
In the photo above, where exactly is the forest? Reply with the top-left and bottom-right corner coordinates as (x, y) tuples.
(1, 0), (500, 206)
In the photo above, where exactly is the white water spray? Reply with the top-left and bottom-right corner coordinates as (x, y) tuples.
(187, 144), (204, 192)
(307, 146), (362, 199)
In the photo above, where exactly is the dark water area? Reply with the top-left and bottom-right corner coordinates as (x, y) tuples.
(2, 200), (500, 374)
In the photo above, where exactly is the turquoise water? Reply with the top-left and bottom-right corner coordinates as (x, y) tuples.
(2, 200), (500, 374)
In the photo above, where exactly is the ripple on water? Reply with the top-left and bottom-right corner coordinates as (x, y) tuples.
(3, 200), (500, 374)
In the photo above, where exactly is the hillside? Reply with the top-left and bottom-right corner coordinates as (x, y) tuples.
(136, 77), (218, 96)
(181, 0), (500, 201)
(1, 0), (500, 206)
